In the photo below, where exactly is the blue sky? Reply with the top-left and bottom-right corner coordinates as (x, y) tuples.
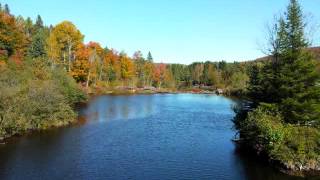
(2, 0), (320, 64)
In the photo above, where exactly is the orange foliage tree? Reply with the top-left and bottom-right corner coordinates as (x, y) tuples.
(0, 9), (27, 63)
(153, 63), (167, 88)
(103, 49), (120, 83)
(71, 43), (90, 83)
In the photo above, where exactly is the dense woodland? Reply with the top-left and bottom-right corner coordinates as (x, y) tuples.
(234, 0), (320, 174)
(0, 3), (249, 93)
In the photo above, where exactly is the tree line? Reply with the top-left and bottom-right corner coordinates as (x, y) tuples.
(0, 3), (249, 94)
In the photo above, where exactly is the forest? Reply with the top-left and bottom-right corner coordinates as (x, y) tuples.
(0, 3), (250, 94)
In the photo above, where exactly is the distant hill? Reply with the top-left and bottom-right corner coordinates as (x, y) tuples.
(309, 47), (320, 61)
(254, 47), (320, 62)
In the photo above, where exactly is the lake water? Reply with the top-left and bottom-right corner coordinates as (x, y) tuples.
(0, 94), (304, 180)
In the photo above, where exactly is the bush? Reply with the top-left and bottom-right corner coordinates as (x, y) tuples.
(0, 58), (86, 139)
(276, 126), (320, 170)
(52, 67), (87, 105)
(239, 104), (286, 154)
(236, 103), (320, 170)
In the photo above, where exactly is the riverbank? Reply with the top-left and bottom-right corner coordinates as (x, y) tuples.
(82, 85), (234, 96)
(235, 141), (320, 178)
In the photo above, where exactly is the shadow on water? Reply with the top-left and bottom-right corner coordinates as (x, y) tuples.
(233, 145), (306, 180)
(0, 126), (80, 179)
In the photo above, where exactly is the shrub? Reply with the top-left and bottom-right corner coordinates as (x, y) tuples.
(52, 67), (87, 105)
(240, 104), (286, 155)
(276, 126), (320, 169)
(0, 58), (85, 139)
(237, 103), (320, 170)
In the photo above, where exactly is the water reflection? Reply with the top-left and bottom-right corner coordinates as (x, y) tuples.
(85, 95), (155, 123)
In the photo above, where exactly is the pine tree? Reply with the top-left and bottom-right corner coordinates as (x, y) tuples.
(25, 17), (34, 37)
(248, 0), (320, 125)
(277, 0), (320, 125)
(286, 0), (308, 53)
(104, 46), (110, 53)
(27, 15), (48, 58)
(4, 4), (9, 14)
(247, 63), (263, 103)
(28, 29), (48, 58)
(35, 15), (44, 30)
(147, 51), (153, 62)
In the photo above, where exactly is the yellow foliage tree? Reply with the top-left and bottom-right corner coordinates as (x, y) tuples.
(47, 21), (83, 71)
(119, 55), (135, 85)
(143, 61), (154, 86)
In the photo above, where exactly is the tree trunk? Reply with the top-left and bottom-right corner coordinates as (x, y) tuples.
(63, 52), (66, 70)
(68, 43), (72, 72)
(86, 70), (91, 88)
(99, 66), (103, 81)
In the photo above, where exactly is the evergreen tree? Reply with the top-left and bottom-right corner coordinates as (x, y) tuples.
(147, 51), (153, 62)
(218, 61), (227, 71)
(4, 4), (9, 14)
(104, 46), (110, 53)
(248, 0), (320, 125)
(28, 29), (48, 58)
(247, 63), (263, 103)
(274, 0), (319, 125)
(285, 0), (308, 53)
(26, 15), (48, 58)
(35, 15), (44, 30)
(24, 17), (34, 37)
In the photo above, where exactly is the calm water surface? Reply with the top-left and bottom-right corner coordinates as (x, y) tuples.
(0, 94), (306, 180)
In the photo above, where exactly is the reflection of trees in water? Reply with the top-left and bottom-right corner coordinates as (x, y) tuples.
(145, 96), (153, 116)
(88, 95), (156, 122)
(107, 106), (116, 120)
(121, 104), (129, 119)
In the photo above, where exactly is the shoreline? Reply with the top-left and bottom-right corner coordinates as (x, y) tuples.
(235, 140), (320, 177)
(84, 85), (237, 97)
